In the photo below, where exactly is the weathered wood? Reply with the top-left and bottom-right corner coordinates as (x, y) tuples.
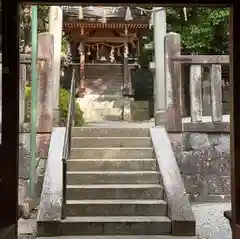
(0, 64), (1, 126)
(37, 33), (54, 133)
(201, 67), (212, 117)
(165, 32), (183, 132)
(183, 122), (230, 133)
(19, 64), (26, 128)
(172, 55), (229, 64)
(78, 41), (85, 95)
(0, 1), (19, 230)
(210, 64), (222, 122)
(190, 65), (202, 122)
(123, 28), (129, 92)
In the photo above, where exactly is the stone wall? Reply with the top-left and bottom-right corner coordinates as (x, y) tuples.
(169, 132), (230, 202)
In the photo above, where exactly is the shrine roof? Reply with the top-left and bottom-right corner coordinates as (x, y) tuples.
(62, 6), (149, 23)
(63, 22), (149, 29)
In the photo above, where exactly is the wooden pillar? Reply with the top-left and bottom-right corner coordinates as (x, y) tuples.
(78, 27), (85, 95)
(230, 4), (240, 239)
(0, 1), (19, 237)
(123, 27), (129, 95)
(0, 62), (1, 123)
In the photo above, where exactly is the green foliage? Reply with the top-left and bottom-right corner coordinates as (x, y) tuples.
(166, 7), (229, 54)
(59, 88), (84, 126)
(25, 86), (32, 122)
(19, 5), (49, 49)
(25, 86), (84, 126)
(19, 5), (69, 55)
(138, 7), (229, 66)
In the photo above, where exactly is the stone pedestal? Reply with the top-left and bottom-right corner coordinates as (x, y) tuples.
(155, 110), (167, 125)
(131, 101), (149, 121)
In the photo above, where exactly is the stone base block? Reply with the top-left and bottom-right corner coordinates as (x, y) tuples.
(131, 101), (150, 121)
(155, 110), (167, 126)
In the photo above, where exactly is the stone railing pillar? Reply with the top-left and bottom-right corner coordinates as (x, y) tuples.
(49, 6), (63, 125)
(165, 32), (183, 132)
(36, 33), (54, 158)
(153, 7), (167, 125)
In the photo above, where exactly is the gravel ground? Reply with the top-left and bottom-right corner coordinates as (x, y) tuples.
(192, 202), (232, 239)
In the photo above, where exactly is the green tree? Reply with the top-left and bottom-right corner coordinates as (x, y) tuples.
(166, 7), (229, 54)
(19, 5), (69, 55)
(139, 7), (229, 61)
(19, 5), (50, 51)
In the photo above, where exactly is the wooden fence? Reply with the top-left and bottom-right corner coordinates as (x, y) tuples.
(165, 32), (230, 133)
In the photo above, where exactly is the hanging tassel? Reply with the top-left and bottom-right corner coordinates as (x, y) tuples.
(102, 8), (106, 23)
(125, 6), (133, 21)
(149, 12), (154, 29)
(110, 47), (115, 62)
(183, 7), (187, 21)
(78, 6), (83, 20)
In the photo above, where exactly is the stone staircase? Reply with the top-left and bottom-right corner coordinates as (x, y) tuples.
(61, 127), (172, 236)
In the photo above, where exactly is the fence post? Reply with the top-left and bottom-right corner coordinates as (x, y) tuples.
(165, 32), (183, 132)
(37, 33), (54, 133)
(190, 65), (202, 122)
(19, 64), (26, 129)
(210, 64), (222, 122)
(36, 33), (54, 160)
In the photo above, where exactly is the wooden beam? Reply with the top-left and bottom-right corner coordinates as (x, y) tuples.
(83, 37), (125, 43)
(172, 55), (229, 64)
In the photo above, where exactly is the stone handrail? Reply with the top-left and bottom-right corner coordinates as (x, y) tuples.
(37, 127), (65, 236)
(150, 127), (196, 236)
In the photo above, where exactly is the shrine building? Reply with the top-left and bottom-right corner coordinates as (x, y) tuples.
(62, 6), (152, 122)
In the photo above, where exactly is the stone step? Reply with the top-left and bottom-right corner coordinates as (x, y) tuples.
(60, 216), (171, 235)
(65, 199), (168, 217)
(66, 184), (164, 200)
(67, 159), (157, 171)
(37, 236), (197, 239)
(67, 171), (161, 184)
(72, 127), (150, 137)
(70, 148), (154, 159)
(71, 137), (152, 148)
